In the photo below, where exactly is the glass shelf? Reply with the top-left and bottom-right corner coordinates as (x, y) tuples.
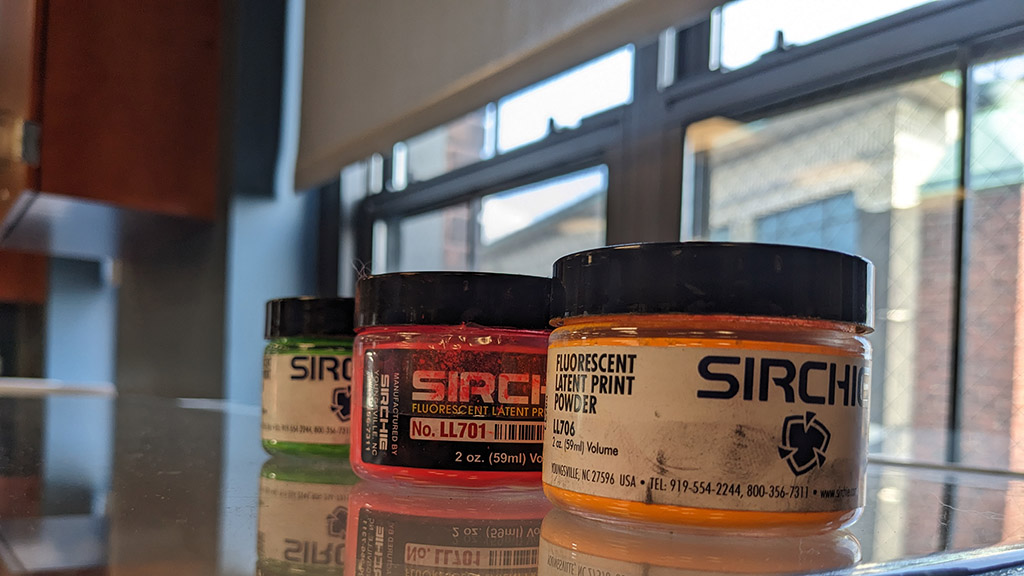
(0, 391), (1020, 575)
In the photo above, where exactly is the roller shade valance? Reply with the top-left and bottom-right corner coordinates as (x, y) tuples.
(296, 0), (716, 190)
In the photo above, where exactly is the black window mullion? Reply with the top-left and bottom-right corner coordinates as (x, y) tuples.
(467, 196), (482, 271)
(315, 180), (341, 296)
(674, 17), (716, 82)
(607, 41), (682, 245)
(947, 54), (975, 466)
(353, 200), (374, 282)
(935, 58), (975, 550)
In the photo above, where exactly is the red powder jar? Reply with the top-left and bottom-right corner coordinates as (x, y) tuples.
(351, 272), (552, 487)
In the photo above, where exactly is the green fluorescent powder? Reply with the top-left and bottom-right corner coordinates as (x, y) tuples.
(263, 298), (355, 458)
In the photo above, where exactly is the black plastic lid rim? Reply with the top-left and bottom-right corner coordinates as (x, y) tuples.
(355, 272), (552, 331)
(266, 297), (357, 339)
(551, 242), (874, 329)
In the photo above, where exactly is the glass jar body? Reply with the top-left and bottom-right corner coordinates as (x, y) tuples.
(351, 324), (550, 487)
(543, 313), (871, 532)
(262, 337), (355, 457)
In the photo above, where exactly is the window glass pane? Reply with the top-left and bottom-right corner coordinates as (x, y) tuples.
(718, 0), (936, 71)
(340, 161), (369, 290)
(476, 166), (607, 276)
(389, 203), (471, 272)
(959, 52), (1024, 472)
(497, 47), (633, 153)
(404, 107), (493, 185)
(371, 220), (389, 274)
(687, 73), (962, 468)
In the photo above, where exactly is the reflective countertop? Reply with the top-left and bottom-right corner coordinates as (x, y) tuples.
(0, 392), (1022, 575)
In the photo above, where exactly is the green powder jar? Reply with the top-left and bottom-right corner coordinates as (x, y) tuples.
(257, 456), (359, 575)
(263, 297), (356, 457)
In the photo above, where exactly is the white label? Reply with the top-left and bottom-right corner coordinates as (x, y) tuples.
(258, 476), (352, 566)
(262, 353), (352, 444)
(543, 346), (869, 512)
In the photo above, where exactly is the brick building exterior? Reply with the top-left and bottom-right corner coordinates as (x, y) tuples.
(703, 70), (1023, 551)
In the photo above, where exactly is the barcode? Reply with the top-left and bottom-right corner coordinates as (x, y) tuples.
(408, 418), (544, 444)
(493, 422), (543, 442)
(487, 548), (539, 568)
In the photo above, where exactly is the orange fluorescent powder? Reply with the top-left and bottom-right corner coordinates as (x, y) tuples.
(543, 243), (874, 532)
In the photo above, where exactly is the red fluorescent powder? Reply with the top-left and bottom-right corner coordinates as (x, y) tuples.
(351, 324), (549, 487)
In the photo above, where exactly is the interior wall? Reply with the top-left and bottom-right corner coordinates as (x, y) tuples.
(42, 258), (116, 515)
(115, 222), (229, 398)
(45, 258), (117, 383)
(223, 0), (317, 407)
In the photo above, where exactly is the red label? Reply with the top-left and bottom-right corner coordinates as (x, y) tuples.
(361, 348), (547, 471)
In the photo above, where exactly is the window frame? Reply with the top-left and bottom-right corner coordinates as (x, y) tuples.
(341, 0), (1024, 277)
(353, 106), (624, 274)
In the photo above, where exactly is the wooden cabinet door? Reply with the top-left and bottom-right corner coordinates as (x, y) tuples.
(38, 0), (220, 220)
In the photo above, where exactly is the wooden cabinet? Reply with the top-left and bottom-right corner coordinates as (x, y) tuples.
(38, 0), (220, 220)
(0, 0), (221, 255)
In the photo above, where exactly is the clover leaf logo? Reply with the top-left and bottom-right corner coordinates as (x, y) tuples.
(326, 506), (346, 538)
(331, 387), (351, 422)
(778, 412), (831, 476)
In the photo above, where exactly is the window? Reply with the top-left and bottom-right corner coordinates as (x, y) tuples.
(389, 204), (472, 273)
(716, 0), (937, 70)
(477, 167), (607, 276)
(755, 193), (859, 254)
(958, 52), (1024, 472)
(372, 167), (607, 277)
(688, 73), (962, 468)
(497, 47), (633, 153)
(384, 46), (633, 190)
(400, 107), (494, 187)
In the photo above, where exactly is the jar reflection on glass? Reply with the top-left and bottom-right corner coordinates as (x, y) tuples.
(345, 481), (550, 576)
(539, 508), (861, 575)
(257, 456), (359, 576)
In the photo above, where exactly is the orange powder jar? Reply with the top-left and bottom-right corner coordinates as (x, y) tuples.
(543, 242), (874, 532)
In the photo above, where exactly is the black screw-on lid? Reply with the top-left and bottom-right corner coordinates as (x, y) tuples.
(355, 272), (551, 331)
(265, 297), (356, 339)
(552, 242), (874, 328)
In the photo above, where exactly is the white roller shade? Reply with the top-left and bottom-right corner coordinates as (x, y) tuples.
(296, 0), (716, 190)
